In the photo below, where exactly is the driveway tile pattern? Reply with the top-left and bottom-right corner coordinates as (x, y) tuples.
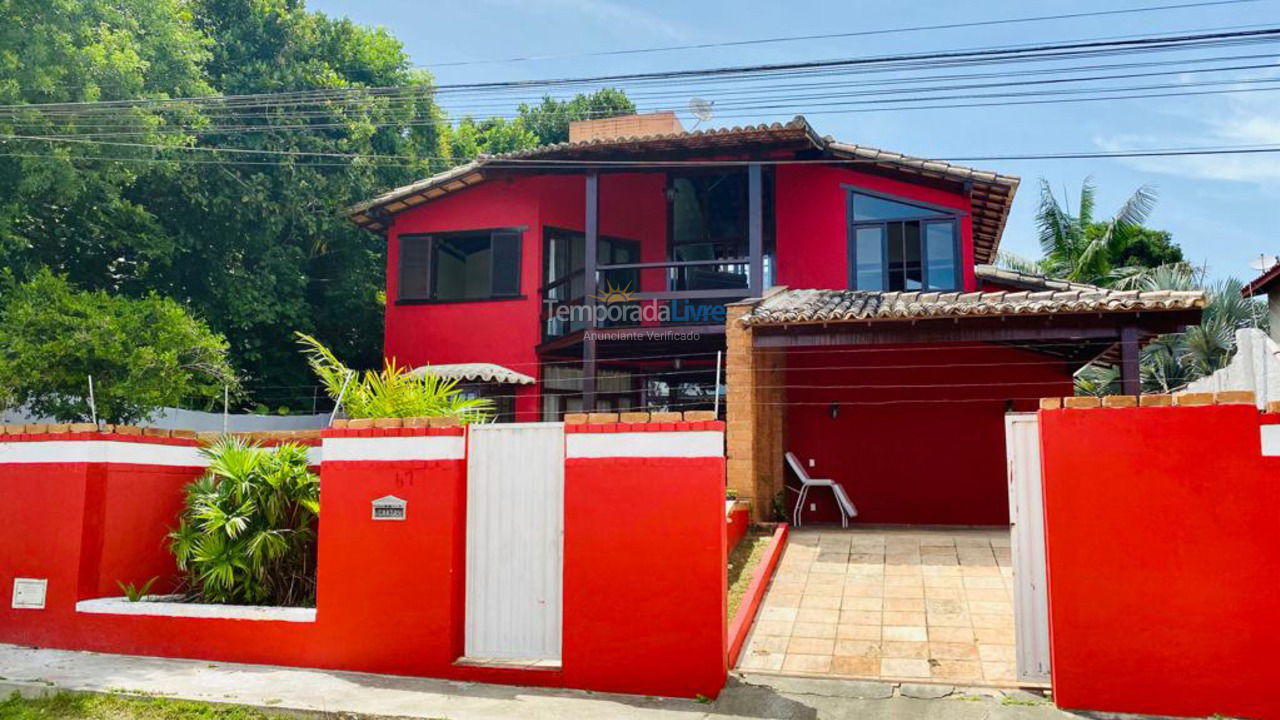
(737, 527), (1017, 686)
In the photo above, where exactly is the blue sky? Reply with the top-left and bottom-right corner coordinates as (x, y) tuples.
(312, 0), (1280, 280)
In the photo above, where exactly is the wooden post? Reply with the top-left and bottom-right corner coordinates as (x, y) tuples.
(747, 163), (763, 296)
(1120, 325), (1141, 396)
(583, 172), (599, 412)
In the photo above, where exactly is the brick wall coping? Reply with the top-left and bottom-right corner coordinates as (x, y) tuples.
(1039, 391), (1264, 411)
(564, 421), (725, 434)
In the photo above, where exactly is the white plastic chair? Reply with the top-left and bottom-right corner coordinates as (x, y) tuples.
(785, 452), (857, 528)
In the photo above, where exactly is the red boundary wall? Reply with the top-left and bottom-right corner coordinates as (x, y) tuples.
(726, 503), (748, 555)
(727, 523), (787, 668)
(1039, 404), (1280, 720)
(0, 423), (727, 699)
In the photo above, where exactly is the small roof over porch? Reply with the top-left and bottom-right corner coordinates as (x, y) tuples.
(724, 272), (1205, 521)
(740, 270), (1204, 374)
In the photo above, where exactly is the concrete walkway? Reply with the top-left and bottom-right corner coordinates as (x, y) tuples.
(0, 644), (1084, 720)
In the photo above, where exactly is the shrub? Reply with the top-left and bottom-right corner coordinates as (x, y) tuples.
(296, 332), (492, 423)
(0, 270), (237, 424)
(169, 437), (319, 606)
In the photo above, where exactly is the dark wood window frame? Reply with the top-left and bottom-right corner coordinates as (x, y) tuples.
(397, 227), (525, 304)
(844, 187), (964, 292)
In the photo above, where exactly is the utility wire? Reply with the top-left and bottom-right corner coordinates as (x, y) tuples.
(3, 26), (1277, 112)
(420, 0), (1266, 67)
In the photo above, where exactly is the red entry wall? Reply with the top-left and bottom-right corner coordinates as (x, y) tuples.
(0, 424), (728, 700)
(785, 344), (1074, 525)
(562, 423), (727, 697)
(1039, 404), (1280, 719)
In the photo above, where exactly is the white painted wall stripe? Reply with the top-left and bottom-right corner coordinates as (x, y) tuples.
(0, 441), (323, 467)
(321, 435), (464, 461)
(1260, 425), (1280, 456)
(0, 441), (205, 466)
(77, 596), (315, 622)
(565, 431), (723, 459)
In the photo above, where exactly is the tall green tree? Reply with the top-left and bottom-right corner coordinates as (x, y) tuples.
(0, 0), (213, 289)
(0, 1), (637, 412)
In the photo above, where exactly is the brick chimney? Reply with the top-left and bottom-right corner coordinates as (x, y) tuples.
(568, 111), (684, 144)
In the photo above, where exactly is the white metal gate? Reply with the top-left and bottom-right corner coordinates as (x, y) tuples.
(465, 422), (565, 663)
(1004, 413), (1052, 684)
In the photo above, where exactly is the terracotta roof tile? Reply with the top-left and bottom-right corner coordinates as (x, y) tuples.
(741, 285), (1205, 326)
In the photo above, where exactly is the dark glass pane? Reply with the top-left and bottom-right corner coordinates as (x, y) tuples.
(854, 227), (883, 291)
(925, 222), (958, 290)
(399, 236), (431, 300)
(431, 233), (491, 300)
(903, 221), (923, 290)
(853, 193), (946, 222)
(886, 222), (905, 291)
(490, 231), (521, 296)
(670, 177), (703, 245)
(670, 172), (747, 245)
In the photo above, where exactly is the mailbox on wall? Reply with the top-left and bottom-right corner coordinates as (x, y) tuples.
(371, 495), (407, 521)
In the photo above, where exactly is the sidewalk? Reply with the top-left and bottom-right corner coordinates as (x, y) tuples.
(0, 644), (1079, 720)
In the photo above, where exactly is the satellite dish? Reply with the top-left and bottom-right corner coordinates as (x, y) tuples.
(688, 97), (714, 128)
(1250, 254), (1278, 271)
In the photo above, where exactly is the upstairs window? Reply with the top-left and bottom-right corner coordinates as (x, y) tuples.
(398, 230), (522, 302)
(848, 191), (961, 292)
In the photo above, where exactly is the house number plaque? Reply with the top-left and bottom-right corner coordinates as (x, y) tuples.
(371, 495), (407, 521)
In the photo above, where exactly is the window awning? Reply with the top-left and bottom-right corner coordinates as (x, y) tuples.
(410, 362), (535, 385)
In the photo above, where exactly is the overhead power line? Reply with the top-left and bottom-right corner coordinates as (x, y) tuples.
(2, 25), (1278, 113)
(422, 0), (1265, 67)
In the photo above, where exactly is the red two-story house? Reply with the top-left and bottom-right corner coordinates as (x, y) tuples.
(348, 113), (1202, 525)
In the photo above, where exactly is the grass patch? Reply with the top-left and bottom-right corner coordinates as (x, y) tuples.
(727, 532), (773, 623)
(0, 693), (330, 720)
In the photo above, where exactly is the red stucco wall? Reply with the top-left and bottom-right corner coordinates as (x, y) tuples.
(774, 164), (977, 292)
(785, 345), (1073, 525)
(384, 173), (670, 420)
(1040, 405), (1280, 719)
(0, 427), (728, 699)
(563, 448), (727, 696)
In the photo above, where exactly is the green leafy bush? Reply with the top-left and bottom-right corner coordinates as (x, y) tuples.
(0, 270), (237, 424)
(296, 332), (492, 423)
(169, 437), (319, 606)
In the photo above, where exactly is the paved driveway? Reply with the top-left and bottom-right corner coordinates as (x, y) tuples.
(737, 527), (1018, 686)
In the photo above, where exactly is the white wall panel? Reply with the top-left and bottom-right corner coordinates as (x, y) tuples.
(1005, 413), (1052, 685)
(465, 423), (564, 662)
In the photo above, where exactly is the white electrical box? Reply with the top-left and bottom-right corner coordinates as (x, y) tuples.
(11, 578), (47, 609)
(371, 495), (407, 521)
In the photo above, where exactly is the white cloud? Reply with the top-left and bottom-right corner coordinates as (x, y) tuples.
(1095, 91), (1280, 184)
(480, 0), (690, 41)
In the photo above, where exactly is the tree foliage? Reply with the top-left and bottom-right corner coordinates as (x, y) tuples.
(0, 270), (236, 423)
(445, 88), (636, 156)
(517, 88), (636, 145)
(296, 332), (492, 422)
(0, 1), (633, 411)
(1033, 177), (1162, 285)
(1014, 179), (1264, 395)
(169, 436), (319, 606)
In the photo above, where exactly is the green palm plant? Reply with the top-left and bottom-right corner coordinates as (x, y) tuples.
(1036, 178), (1158, 285)
(168, 436), (319, 606)
(295, 332), (493, 423)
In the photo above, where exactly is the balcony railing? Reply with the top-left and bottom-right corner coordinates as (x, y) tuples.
(542, 257), (756, 340)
